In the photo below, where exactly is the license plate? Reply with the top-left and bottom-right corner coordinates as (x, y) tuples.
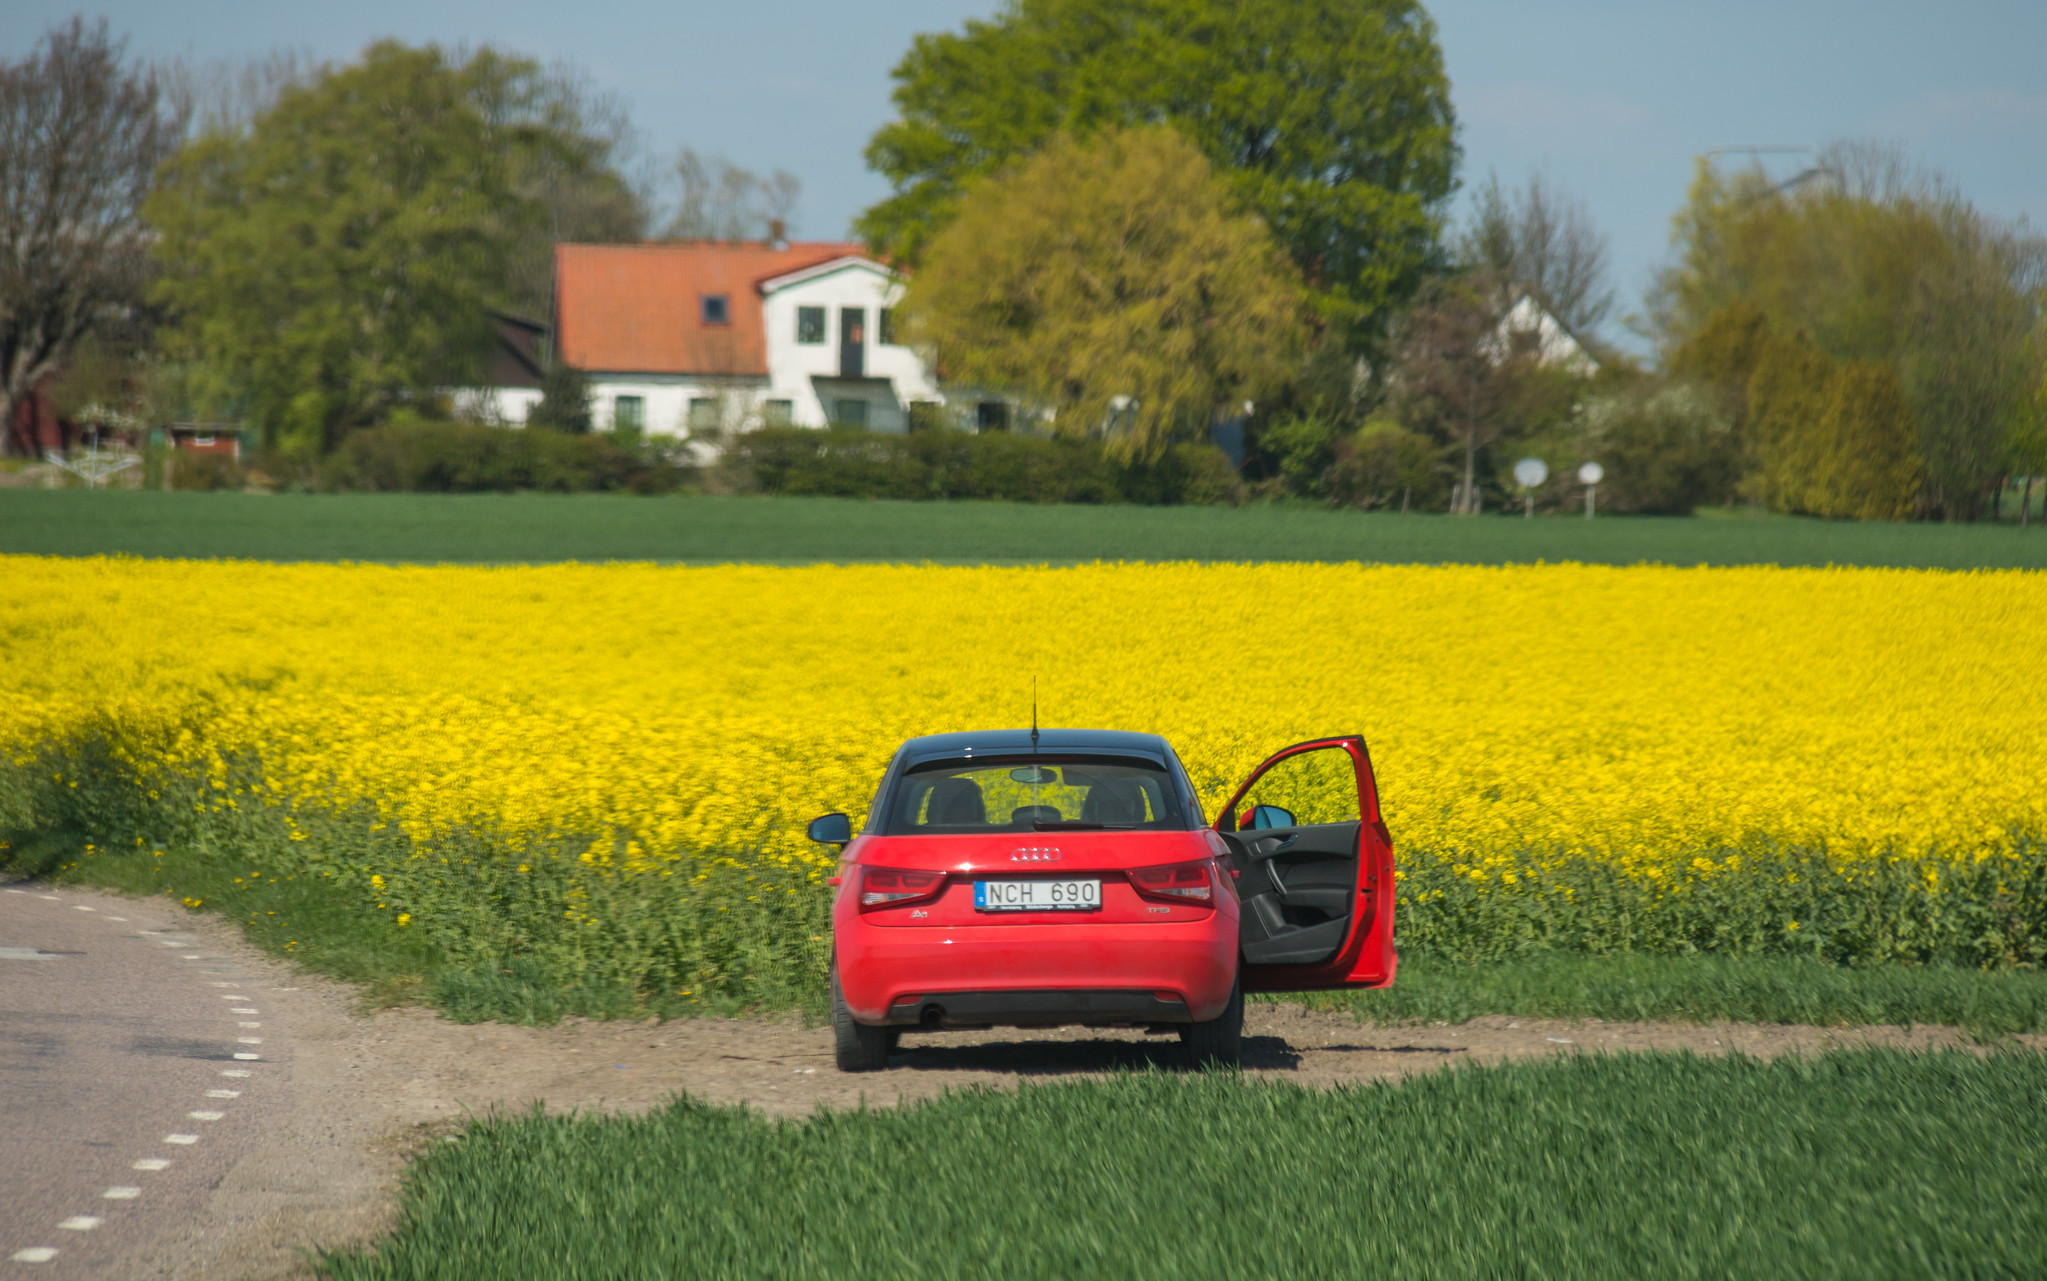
(973, 879), (1101, 912)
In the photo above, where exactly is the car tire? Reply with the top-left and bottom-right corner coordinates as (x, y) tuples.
(1181, 976), (1243, 1069)
(831, 964), (891, 1072)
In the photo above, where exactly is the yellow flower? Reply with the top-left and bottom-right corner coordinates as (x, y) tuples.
(0, 556), (2040, 947)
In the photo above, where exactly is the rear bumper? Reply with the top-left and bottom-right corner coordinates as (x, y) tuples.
(882, 988), (1191, 1028)
(835, 917), (1236, 1024)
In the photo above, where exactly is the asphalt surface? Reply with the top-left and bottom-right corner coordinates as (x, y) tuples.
(1, 884), (293, 1278)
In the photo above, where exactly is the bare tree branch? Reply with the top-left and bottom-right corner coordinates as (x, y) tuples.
(665, 147), (801, 242)
(1459, 169), (1614, 340)
(0, 17), (184, 454)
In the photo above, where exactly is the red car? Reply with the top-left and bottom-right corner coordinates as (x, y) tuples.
(810, 728), (1396, 1070)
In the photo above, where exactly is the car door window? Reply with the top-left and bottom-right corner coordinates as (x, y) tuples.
(1219, 744), (1362, 967)
(1231, 747), (1359, 830)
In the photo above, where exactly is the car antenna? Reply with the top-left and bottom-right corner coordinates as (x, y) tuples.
(1030, 678), (1039, 752)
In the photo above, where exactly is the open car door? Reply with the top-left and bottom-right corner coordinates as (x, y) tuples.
(1212, 735), (1395, 992)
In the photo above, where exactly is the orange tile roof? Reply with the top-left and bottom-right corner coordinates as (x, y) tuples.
(554, 241), (866, 375)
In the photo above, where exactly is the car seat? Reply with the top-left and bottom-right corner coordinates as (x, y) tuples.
(1080, 778), (1147, 825)
(925, 777), (987, 826)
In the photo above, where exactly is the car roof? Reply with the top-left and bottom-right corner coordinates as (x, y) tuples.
(895, 728), (1172, 765)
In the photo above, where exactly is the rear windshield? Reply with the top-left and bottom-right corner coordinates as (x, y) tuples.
(885, 756), (1191, 834)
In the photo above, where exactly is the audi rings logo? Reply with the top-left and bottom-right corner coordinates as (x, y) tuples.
(1010, 847), (1063, 862)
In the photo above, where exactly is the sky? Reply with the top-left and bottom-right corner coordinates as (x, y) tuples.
(11, 0), (2044, 348)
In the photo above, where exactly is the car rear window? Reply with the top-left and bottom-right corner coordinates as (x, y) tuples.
(885, 756), (1192, 834)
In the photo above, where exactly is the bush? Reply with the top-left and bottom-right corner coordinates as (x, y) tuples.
(1323, 420), (1446, 510)
(169, 451), (248, 492)
(320, 421), (685, 493)
(724, 428), (1241, 505)
(1577, 384), (1739, 515)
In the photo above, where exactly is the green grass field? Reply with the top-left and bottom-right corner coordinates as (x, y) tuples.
(2, 489), (2043, 566)
(318, 1051), (2047, 1280)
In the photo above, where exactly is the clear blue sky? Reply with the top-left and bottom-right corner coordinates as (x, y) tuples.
(11, 1), (2043, 345)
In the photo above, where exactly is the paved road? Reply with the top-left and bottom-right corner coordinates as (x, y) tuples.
(1, 883), (292, 1278)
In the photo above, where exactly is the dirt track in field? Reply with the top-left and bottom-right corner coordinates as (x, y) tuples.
(35, 894), (2045, 1281)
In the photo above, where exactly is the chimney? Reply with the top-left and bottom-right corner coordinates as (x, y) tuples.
(767, 218), (788, 249)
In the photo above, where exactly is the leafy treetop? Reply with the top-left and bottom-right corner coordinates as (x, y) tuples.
(859, 0), (1459, 351)
(900, 126), (1307, 462)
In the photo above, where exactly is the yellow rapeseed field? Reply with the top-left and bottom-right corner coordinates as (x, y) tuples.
(3, 556), (2042, 984)
(5, 555), (2042, 864)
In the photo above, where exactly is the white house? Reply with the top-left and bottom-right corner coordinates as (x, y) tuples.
(473, 240), (944, 443)
(1484, 294), (1599, 376)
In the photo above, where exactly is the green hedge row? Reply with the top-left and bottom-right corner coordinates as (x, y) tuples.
(726, 428), (1242, 505)
(320, 422), (682, 494)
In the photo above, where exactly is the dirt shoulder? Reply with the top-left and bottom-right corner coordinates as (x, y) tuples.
(110, 907), (2044, 1281)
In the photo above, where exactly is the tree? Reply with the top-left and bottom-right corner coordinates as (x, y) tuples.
(1575, 384), (1736, 515)
(664, 149), (799, 242)
(1390, 272), (1533, 513)
(1458, 169), (1615, 340)
(0, 19), (183, 455)
(148, 43), (530, 455)
(465, 51), (650, 319)
(1649, 143), (2047, 517)
(526, 362), (592, 434)
(899, 126), (1307, 462)
(859, 0), (1458, 349)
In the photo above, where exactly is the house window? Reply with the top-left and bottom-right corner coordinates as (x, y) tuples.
(701, 294), (730, 325)
(796, 306), (826, 344)
(878, 307), (897, 346)
(688, 397), (721, 431)
(832, 398), (869, 429)
(976, 400), (1008, 431)
(763, 399), (794, 428)
(194, 434), (216, 447)
(614, 396), (645, 431)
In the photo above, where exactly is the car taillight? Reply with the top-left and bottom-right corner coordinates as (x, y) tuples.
(858, 866), (946, 910)
(1129, 860), (1213, 906)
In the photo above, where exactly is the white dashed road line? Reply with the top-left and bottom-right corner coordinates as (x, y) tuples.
(4, 887), (288, 1272)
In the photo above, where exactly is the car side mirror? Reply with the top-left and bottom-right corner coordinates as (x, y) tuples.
(807, 812), (853, 847)
(1246, 804), (1296, 831)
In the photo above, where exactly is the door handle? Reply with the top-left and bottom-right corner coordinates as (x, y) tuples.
(1249, 833), (1297, 860)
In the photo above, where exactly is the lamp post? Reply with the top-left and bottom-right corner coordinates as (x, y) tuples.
(1512, 457), (1548, 518)
(1578, 461), (1604, 518)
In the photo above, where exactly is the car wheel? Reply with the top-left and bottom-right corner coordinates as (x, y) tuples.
(1182, 976), (1242, 1069)
(830, 964), (892, 1072)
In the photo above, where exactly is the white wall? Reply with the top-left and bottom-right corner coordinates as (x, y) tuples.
(760, 261), (941, 430)
(450, 387), (544, 425)
(583, 374), (770, 437)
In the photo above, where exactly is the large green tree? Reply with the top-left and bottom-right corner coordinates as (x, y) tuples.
(148, 42), (643, 454)
(860, 0), (1458, 350)
(1650, 143), (2046, 518)
(900, 126), (1307, 461)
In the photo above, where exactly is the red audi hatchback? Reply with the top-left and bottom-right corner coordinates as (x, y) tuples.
(809, 728), (1396, 1070)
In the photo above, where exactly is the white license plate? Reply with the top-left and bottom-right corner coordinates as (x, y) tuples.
(974, 879), (1101, 912)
